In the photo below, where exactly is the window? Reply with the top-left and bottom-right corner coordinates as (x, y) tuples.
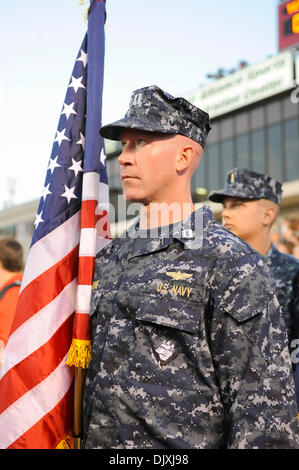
(208, 143), (220, 191)
(284, 118), (299, 182)
(192, 153), (208, 200)
(235, 112), (249, 135)
(250, 106), (264, 130)
(251, 129), (266, 173)
(236, 134), (249, 169)
(221, 118), (233, 139)
(193, 153), (207, 189)
(221, 139), (234, 185)
(267, 123), (283, 181)
(266, 102), (280, 125)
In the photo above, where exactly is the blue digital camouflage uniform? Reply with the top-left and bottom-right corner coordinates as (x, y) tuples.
(265, 244), (299, 357)
(83, 205), (299, 449)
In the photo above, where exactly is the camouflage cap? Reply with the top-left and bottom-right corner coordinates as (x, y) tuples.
(208, 168), (282, 205)
(99, 85), (211, 148)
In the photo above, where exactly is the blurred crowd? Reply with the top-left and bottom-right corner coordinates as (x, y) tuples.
(271, 215), (299, 259)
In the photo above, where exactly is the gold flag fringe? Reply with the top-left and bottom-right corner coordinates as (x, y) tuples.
(78, 0), (107, 26)
(78, 0), (89, 21)
(66, 338), (92, 368)
(56, 433), (74, 449)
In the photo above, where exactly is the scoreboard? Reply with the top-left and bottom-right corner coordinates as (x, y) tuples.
(279, 0), (299, 50)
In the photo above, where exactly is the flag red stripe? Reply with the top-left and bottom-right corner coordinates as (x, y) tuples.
(8, 383), (74, 449)
(81, 200), (97, 227)
(77, 256), (95, 285)
(95, 209), (111, 237)
(72, 313), (92, 341)
(10, 246), (79, 335)
(0, 314), (74, 414)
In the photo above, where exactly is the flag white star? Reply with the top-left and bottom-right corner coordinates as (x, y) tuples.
(34, 211), (44, 229)
(42, 183), (52, 201)
(54, 128), (70, 147)
(68, 75), (86, 93)
(47, 156), (61, 174)
(61, 101), (77, 120)
(76, 49), (87, 68)
(100, 149), (106, 166)
(76, 132), (85, 150)
(61, 185), (78, 204)
(68, 158), (83, 177)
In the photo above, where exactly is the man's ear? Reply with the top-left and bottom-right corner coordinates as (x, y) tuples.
(263, 206), (277, 227)
(176, 146), (193, 172)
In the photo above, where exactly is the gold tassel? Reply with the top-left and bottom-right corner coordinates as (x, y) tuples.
(78, 0), (107, 25)
(66, 339), (92, 368)
(78, 0), (89, 21)
(56, 433), (74, 449)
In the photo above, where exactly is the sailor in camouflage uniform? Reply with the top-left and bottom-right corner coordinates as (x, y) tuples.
(83, 86), (299, 449)
(209, 168), (299, 362)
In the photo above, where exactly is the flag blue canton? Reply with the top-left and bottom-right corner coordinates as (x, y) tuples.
(32, 37), (88, 246)
(32, 3), (108, 248)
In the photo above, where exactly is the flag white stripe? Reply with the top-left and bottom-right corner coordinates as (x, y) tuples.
(82, 172), (99, 200)
(97, 181), (110, 210)
(0, 356), (73, 449)
(79, 228), (96, 257)
(20, 212), (80, 293)
(1, 279), (77, 380)
(76, 284), (92, 313)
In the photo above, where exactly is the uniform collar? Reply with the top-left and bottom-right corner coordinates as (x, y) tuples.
(115, 204), (214, 261)
(265, 243), (280, 264)
(266, 243), (276, 258)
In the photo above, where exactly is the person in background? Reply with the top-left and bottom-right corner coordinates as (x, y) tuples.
(209, 168), (299, 377)
(276, 239), (295, 255)
(276, 217), (299, 255)
(0, 238), (23, 369)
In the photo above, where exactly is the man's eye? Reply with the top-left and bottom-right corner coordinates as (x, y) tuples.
(136, 139), (145, 147)
(120, 142), (126, 149)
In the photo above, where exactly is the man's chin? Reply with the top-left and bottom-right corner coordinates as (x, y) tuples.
(123, 192), (147, 205)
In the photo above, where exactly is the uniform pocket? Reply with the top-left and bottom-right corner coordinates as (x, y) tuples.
(129, 295), (201, 390)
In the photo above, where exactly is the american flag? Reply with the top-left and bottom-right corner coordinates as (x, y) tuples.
(0, 0), (110, 449)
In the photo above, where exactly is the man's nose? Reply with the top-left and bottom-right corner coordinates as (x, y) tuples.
(221, 206), (230, 219)
(118, 148), (135, 166)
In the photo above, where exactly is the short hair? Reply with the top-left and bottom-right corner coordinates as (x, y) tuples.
(0, 238), (24, 272)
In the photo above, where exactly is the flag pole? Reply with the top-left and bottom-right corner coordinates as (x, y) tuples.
(73, 367), (86, 449)
(66, 0), (107, 450)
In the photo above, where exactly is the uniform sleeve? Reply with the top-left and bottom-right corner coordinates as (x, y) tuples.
(210, 252), (299, 449)
(0, 286), (20, 345)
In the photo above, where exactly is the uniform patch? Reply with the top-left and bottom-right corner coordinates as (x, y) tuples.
(166, 271), (193, 281)
(154, 340), (177, 366)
